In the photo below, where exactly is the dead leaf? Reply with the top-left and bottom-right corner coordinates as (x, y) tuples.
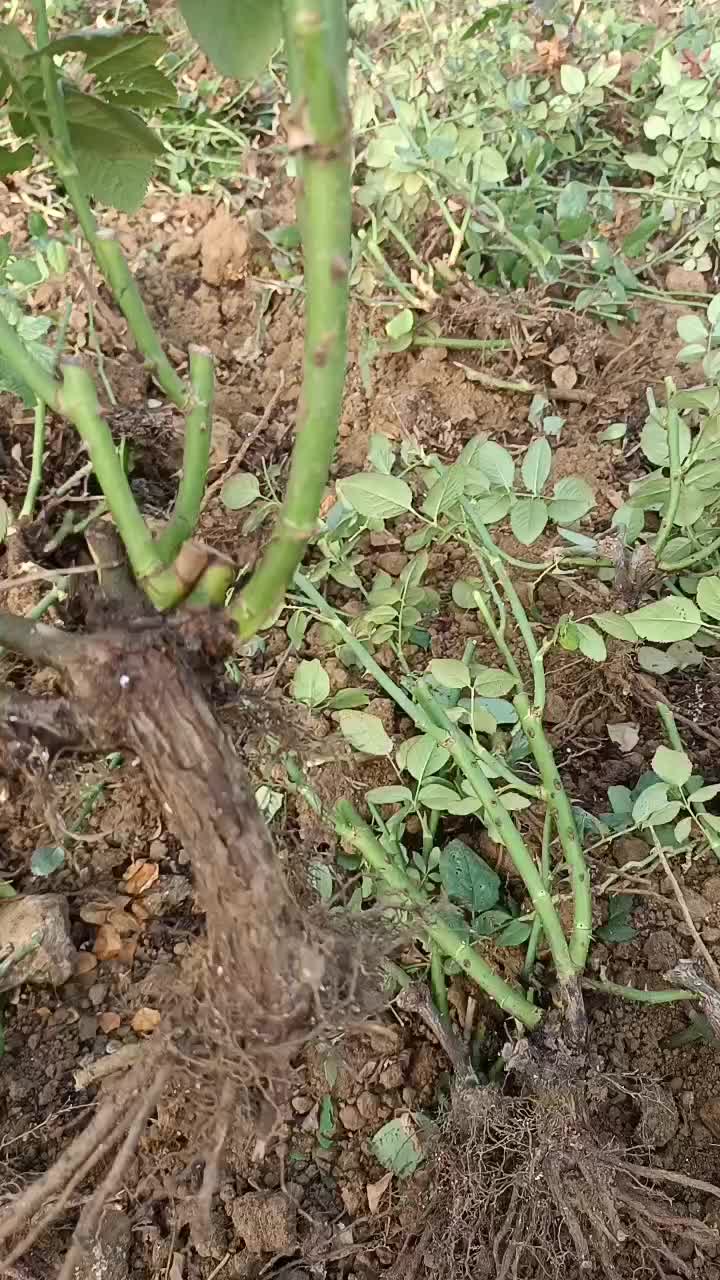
(366, 1171), (393, 1215)
(551, 363), (578, 391)
(80, 903), (111, 926)
(73, 951), (98, 977)
(107, 908), (142, 935)
(118, 937), (138, 967)
(94, 924), (122, 961)
(169, 1255), (184, 1280)
(98, 1011), (121, 1034)
(130, 900), (151, 923)
(607, 722), (640, 753)
(536, 36), (565, 70)
(549, 344), (571, 365)
(131, 1006), (161, 1034)
(123, 861), (159, 896)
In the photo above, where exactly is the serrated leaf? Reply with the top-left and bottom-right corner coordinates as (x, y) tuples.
(370, 1115), (423, 1177)
(592, 612), (639, 642)
(521, 438), (552, 495)
(422, 467), (464, 520)
(366, 785), (412, 805)
(337, 711), (392, 756)
(178, 0), (282, 80)
(30, 845), (65, 878)
(63, 87), (161, 212)
(627, 596), (702, 642)
(428, 659), (470, 689)
(337, 473), (413, 520)
(221, 471), (260, 509)
(575, 623), (606, 663)
(652, 745), (692, 788)
(291, 659), (330, 708)
(560, 64), (586, 95)
(510, 497), (547, 545)
(399, 735), (450, 781)
(697, 577), (720, 622)
(439, 838), (500, 913)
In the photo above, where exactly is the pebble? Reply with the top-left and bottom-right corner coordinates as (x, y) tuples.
(666, 267), (708, 293)
(88, 982), (109, 1007)
(379, 1062), (405, 1089)
(704, 875), (720, 904)
(643, 929), (680, 972)
(374, 552), (407, 576)
(0, 895), (75, 992)
(339, 1104), (362, 1131)
(671, 889), (712, 923)
(78, 1015), (98, 1042)
(612, 836), (649, 868)
(356, 1090), (380, 1121)
(635, 1086), (679, 1149)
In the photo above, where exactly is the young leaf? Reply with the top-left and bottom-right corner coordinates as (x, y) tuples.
(510, 497), (548, 546)
(222, 471), (260, 509)
(592, 612), (639, 642)
(560, 64), (586, 95)
(399, 735), (450, 781)
(690, 783), (720, 805)
(370, 1115), (424, 1177)
(428, 659), (470, 689)
(473, 667), (515, 696)
(30, 845), (65, 878)
(496, 918), (532, 946)
(632, 783), (670, 824)
(337, 473), (413, 520)
(626, 597), (702, 642)
(521, 438), (552, 495)
(547, 475), (595, 523)
(337, 711), (393, 756)
(366, 785), (412, 805)
(575, 623), (607, 663)
(471, 441), (515, 488)
(291, 659), (330, 708)
(652, 745), (692, 789)
(326, 689), (370, 710)
(178, 0), (281, 80)
(385, 309), (414, 340)
(677, 314), (708, 345)
(422, 467), (464, 520)
(439, 838), (500, 913)
(368, 433), (395, 475)
(418, 783), (465, 811)
(467, 491), (512, 524)
(697, 577), (720, 622)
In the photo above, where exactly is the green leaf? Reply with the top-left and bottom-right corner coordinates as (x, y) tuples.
(0, 881), (17, 899)
(574, 623), (606, 663)
(61, 87), (162, 212)
(467, 491), (512, 524)
(178, 0), (281, 80)
(623, 215), (662, 257)
(337, 711), (392, 756)
(632, 783), (670, 823)
(368, 433), (395, 475)
(399, 735), (450, 781)
(598, 422), (627, 443)
(309, 863), (334, 901)
(366, 785), (412, 805)
(422, 467), (464, 520)
(626, 596), (702, 642)
(557, 181), (588, 220)
(677, 314), (708, 345)
(385, 309), (414, 339)
(675, 816), (692, 842)
(597, 893), (637, 944)
(697, 577), (720, 622)
(521, 438), (552, 495)
(473, 667), (515, 696)
(560, 64), (586, 95)
(428, 659), (470, 690)
(496, 918), (532, 946)
(291, 659), (330, 708)
(471, 441), (515, 488)
(418, 783), (465, 812)
(592, 612), (639, 642)
(0, 498), (8, 546)
(325, 689), (370, 710)
(659, 47), (682, 87)
(337, 473), (413, 520)
(477, 145), (508, 183)
(690, 783), (720, 805)
(221, 471), (260, 509)
(510, 497), (548, 546)
(30, 845), (65, 878)
(0, 143), (33, 175)
(439, 838), (500, 913)
(476, 696), (517, 724)
(547, 475), (595, 523)
(370, 1115), (424, 1177)
(652, 745), (692, 788)
(624, 152), (668, 178)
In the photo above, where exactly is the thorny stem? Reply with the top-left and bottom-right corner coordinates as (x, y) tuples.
(515, 690), (592, 973)
(335, 801), (542, 1028)
(59, 361), (162, 587)
(19, 399), (47, 520)
(154, 345), (215, 563)
(231, 0), (351, 638)
(32, 5), (187, 407)
(414, 683), (576, 986)
(652, 383), (681, 563)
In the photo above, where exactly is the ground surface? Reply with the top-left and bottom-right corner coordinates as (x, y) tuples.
(3, 2), (720, 1278)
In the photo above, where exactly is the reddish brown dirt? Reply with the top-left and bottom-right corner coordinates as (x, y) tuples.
(3, 175), (720, 1279)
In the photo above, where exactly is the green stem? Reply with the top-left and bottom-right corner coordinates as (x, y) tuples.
(515, 690), (591, 973)
(659, 529), (720, 572)
(336, 801), (541, 1028)
(583, 978), (699, 1005)
(411, 336), (511, 351)
(657, 701), (684, 753)
(415, 683), (576, 985)
(19, 399), (47, 520)
(294, 572), (540, 798)
(653, 391), (681, 563)
(523, 809), (552, 981)
(59, 360), (162, 586)
(231, 0), (350, 638)
(154, 345), (214, 563)
(430, 944), (449, 1018)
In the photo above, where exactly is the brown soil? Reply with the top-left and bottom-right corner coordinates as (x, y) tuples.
(3, 163), (720, 1280)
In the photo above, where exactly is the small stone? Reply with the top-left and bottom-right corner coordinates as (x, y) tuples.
(78, 1014), (98, 1042)
(88, 982), (109, 1008)
(373, 552), (407, 577)
(356, 1090), (381, 1121)
(231, 1191), (297, 1254)
(73, 952), (98, 978)
(94, 924), (122, 961)
(700, 1100), (720, 1141)
(643, 929), (679, 972)
(671, 889), (711, 923)
(339, 1104), (362, 1131)
(704, 875), (720, 904)
(141, 875), (193, 917)
(613, 836), (649, 868)
(0, 895), (75, 992)
(98, 1011), (122, 1034)
(291, 1095), (314, 1115)
(131, 1007), (161, 1034)
(379, 1062), (405, 1090)
(703, 927), (720, 944)
(666, 267), (708, 294)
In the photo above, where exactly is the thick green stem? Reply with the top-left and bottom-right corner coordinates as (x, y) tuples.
(336, 801), (541, 1028)
(657, 701), (684, 753)
(19, 399), (47, 520)
(523, 809), (553, 981)
(231, 0), (350, 638)
(430, 944), (449, 1018)
(59, 361), (162, 586)
(660, 529), (720, 572)
(154, 346), (214, 562)
(414, 684), (576, 984)
(515, 690), (591, 973)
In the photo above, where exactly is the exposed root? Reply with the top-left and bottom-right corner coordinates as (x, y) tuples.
(416, 1085), (718, 1280)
